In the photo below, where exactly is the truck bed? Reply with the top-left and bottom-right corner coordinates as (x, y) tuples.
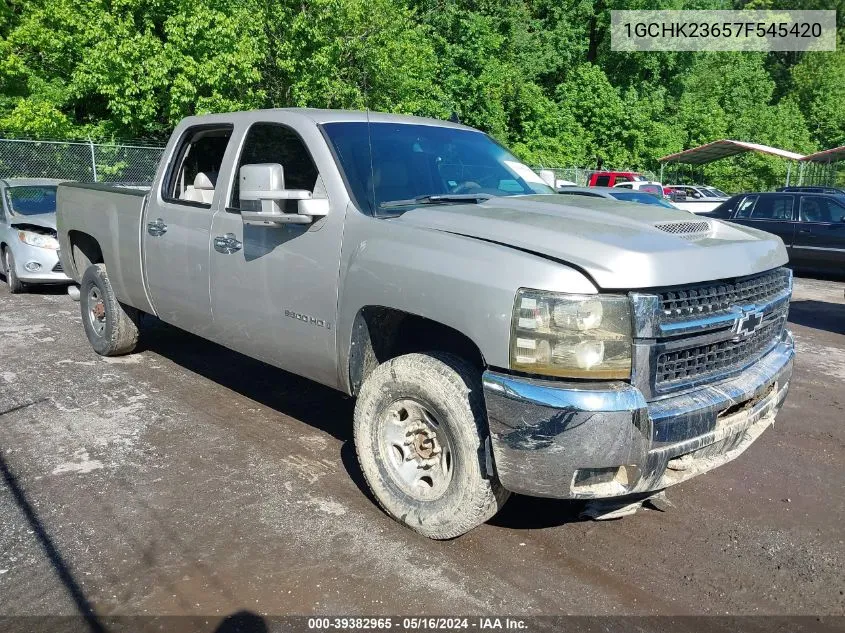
(56, 182), (155, 314)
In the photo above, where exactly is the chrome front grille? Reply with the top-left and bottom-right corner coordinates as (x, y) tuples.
(659, 268), (792, 323)
(630, 267), (793, 399)
(655, 317), (785, 388)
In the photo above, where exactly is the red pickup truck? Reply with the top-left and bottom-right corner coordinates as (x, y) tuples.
(587, 171), (647, 187)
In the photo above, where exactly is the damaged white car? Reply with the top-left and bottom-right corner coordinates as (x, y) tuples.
(1, 178), (71, 293)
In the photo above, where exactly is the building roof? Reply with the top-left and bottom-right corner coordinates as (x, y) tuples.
(659, 140), (805, 164)
(801, 145), (845, 164)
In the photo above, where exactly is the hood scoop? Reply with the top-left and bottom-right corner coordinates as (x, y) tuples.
(653, 220), (711, 240)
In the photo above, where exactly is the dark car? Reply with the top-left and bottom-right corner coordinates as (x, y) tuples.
(702, 192), (845, 276)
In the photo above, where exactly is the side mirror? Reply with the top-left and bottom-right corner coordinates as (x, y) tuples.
(692, 192), (702, 199)
(239, 163), (328, 226)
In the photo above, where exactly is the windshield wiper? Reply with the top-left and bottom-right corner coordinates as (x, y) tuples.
(379, 194), (491, 209)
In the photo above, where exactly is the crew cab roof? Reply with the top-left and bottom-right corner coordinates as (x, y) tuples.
(178, 108), (477, 131)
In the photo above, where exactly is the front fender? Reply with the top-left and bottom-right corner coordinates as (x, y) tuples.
(335, 213), (597, 393)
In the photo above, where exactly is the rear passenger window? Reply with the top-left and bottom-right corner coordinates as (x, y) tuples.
(799, 197), (845, 223)
(229, 123), (319, 212)
(594, 175), (610, 187)
(749, 195), (793, 220)
(163, 125), (234, 206)
(734, 196), (758, 218)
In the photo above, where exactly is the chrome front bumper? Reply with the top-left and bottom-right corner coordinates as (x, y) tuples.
(483, 330), (794, 499)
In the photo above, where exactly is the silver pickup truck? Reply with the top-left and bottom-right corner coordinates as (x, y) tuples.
(57, 109), (794, 538)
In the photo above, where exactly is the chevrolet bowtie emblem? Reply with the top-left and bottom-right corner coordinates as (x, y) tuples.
(733, 309), (764, 340)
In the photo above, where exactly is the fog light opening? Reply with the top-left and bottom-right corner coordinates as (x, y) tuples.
(571, 465), (641, 496)
(24, 261), (42, 272)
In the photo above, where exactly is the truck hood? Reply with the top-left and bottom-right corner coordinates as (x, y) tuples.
(10, 214), (57, 232)
(393, 195), (788, 290)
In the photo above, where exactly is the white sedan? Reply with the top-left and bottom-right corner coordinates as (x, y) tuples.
(666, 184), (729, 213)
(0, 178), (71, 293)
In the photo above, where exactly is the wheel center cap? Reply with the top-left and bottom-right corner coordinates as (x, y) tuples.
(405, 425), (441, 463)
(93, 303), (105, 319)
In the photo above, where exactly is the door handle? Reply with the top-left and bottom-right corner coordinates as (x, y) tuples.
(213, 233), (242, 254)
(798, 228), (814, 235)
(147, 218), (167, 237)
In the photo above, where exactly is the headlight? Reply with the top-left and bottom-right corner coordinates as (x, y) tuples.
(510, 289), (632, 379)
(18, 230), (59, 250)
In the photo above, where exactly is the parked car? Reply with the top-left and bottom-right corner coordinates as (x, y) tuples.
(557, 186), (681, 209)
(666, 184), (729, 213)
(587, 171), (647, 187)
(57, 109), (794, 538)
(662, 186), (688, 202)
(612, 181), (665, 197)
(0, 178), (71, 293)
(778, 186), (845, 195)
(702, 192), (845, 276)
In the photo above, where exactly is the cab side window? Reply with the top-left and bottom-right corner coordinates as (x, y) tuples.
(594, 175), (610, 187)
(163, 125), (234, 207)
(229, 123), (319, 212)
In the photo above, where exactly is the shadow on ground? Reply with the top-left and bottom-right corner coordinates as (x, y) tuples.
(788, 299), (845, 335)
(488, 494), (588, 530)
(0, 274), (70, 295)
(0, 448), (106, 633)
(137, 316), (355, 443)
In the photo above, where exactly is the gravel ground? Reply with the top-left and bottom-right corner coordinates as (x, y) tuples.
(0, 275), (843, 621)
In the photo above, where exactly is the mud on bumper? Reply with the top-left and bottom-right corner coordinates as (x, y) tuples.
(483, 331), (794, 499)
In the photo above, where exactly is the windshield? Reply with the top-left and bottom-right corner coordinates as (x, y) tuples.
(5, 186), (58, 216)
(704, 186), (729, 197)
(322, 122), (554, 215)
(610, 191), (676, 208)
(636, 183), (663, 196)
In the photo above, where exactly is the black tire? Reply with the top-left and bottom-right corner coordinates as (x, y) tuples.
(354, 352), (510, 539)
(80, 263), (140, 356)
(4, 248), (24, 294)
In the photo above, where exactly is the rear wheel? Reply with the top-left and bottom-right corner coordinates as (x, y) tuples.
(3, 249), (24, 294)
(80, 264), (139, 356)
(354, 352), (509, 539)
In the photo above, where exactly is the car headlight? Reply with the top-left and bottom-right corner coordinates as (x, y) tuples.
(18, 230), (59, 250)
(510, 289), (632, 379)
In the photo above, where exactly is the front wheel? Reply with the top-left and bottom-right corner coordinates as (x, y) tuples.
(4, 249), (24, 294)
(80, 264), (140, 356)
(353, 352), (510, 539)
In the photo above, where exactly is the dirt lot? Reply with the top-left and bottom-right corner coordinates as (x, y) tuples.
(0, 275), (843, 620)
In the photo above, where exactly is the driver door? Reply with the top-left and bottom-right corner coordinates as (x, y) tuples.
(207, 121), (345, 388)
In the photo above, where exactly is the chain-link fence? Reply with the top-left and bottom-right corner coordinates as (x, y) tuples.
(0, 138), (165, 184)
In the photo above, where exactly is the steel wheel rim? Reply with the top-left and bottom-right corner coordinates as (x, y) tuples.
(380, 398), (454, 501)
(5, 252), (12, 281)
(87, 286), (106, 336)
